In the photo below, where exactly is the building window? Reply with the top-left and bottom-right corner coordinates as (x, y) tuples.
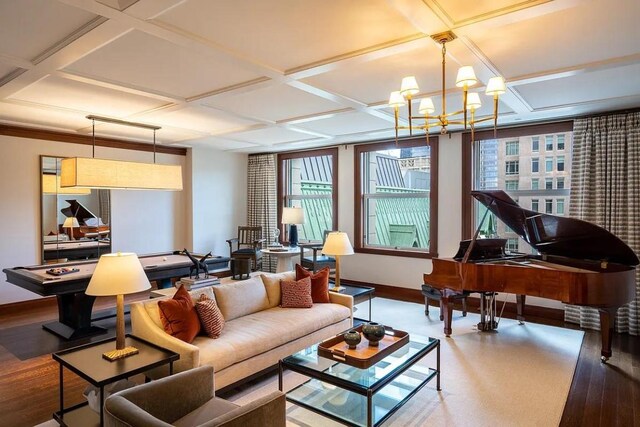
(557, 177), (565, 189)
(531, 178), (539, 190)
(531, 199), (539, 212)
(545, 136), (554, 151)
(278, 148), (338, 242)
(545, 178), (553, 190)
(505, 180), (519, 191)
(531, 158), (539, 173)
(545, 157), (553, 172)
(506, 238), (519, 253)
(355, 138), (437, 258)
(557, 155), (565, 172)
(557, 199), (565, 215)
(505, 160), (519, 175)
(532, 137), (539, 152)
(505, 141), (519, 156)
(545, 199), (553, 214)
(557, 134), (565, 150)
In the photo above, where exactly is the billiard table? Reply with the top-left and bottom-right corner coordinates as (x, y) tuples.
(43, 239), (111, 261)
(3, 251), (229, 340)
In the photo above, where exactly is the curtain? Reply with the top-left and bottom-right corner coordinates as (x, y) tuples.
(564, 112), (640, 335)
(97, 189), (110, 225)
(247, 154), (277, 272)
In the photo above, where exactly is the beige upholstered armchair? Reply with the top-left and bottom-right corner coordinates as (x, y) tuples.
(104, 366), (285, 427)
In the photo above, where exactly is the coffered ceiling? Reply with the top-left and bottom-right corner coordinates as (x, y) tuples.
(0, 0), (638, 153)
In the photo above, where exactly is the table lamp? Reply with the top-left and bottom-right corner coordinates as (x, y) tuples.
(63, 217), (79, 240)
(322, 232), (354, 292)
(282, 207), (305, 248)
(85, 253), (151, 361)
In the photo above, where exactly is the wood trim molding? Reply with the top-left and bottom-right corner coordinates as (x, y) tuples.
(0, 296), (57, 315)
(0, 123), (187, 156)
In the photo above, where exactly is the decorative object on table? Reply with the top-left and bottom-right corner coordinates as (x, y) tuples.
(295, 264), (330, 303)
(362, 322), (386, 346)
(230, 258), (251, 280)
(343, 329), (362, 349)
(282, 207), (305, 248)
(85, 252), (151, 361)
(321, 231), (354, 292)
(46, 267), (80, 276)
(177, 275), (219, 290)
(318, 324), (409, 368)
(271, 227), (282, 247)
(84, 379), (137, 413)
(182, 248), (211, 279)
(63, 217), (79, 241)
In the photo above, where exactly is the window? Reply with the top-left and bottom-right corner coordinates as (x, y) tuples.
(531, 199), (539, 212)
(355, 138), (437, 257)
(532, 137), (539, 152)
(545, 136), (554, 151)
(278, 148), (338, 242)
(545, 199), (553, 214)
(545, 157), (553, 172)
(557, 177), (565, 189)
(557, 134), (565, 150)
(557, 199), (565, 215)
(506, 238), (519, 253)
(531, 158), (539, 173)
(505, 160), (519, 175)
(557, 156), (565, 172)
(531, 178), (539, 190)
(505, 180), (519, 191)
(545, 178), (553, 190)
(505, 141), (519, 156)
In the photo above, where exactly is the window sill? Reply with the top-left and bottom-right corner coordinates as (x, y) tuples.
(354, 247), (436, 259)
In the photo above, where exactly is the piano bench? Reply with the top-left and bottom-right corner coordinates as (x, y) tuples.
(421, 285), (469, 320)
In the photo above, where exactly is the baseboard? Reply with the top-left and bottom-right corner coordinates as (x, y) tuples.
(0, 296), (57, 315)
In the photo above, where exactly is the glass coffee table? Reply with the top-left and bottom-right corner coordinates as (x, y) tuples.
(279, 335), (440, 427)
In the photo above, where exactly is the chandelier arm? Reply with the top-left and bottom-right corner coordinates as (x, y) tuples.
(407, 95), (413, 136)
(394, 107), (399, 144)
(463, 88), (468, 130)
(441, 42), (447, 122)
(493, 95), (499, 139)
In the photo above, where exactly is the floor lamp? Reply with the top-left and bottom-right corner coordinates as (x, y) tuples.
(85, 253), (151, 361)
(322, 232), (354, 292)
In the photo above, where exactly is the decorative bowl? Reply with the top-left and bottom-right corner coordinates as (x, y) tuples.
(343, 329), (362, 349)
(362, 322), (386, 346)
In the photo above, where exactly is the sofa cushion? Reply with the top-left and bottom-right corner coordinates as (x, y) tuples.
(260, 271), (295, 308)
(195, 294), (225, 339)
(158, 285), (201, 343)
(280, 277), (313, 308)
(212, 276), (270, 321)
(173, 397), (239, 427)
(193, 303), (350, 372)
(144, 287), (216, 329)
(295, 264), (331, 303)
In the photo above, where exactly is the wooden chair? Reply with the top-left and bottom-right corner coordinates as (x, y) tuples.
(226, 226), (265, 271)
(298, 230), (336, 273)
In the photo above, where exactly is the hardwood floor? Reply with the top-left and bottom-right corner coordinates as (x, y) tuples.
(0, 296), (638, 427)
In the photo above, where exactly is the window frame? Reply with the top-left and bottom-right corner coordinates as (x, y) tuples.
(505, 160), (519, 175)
(354, 136), (438, 259)
(277, 148), (339, 242)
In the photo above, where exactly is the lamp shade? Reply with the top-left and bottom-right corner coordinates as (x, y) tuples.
(85, 252), (151, 296)
(456, 66), (477, 88)
(322, 232), (354, 256)
(42, 174), (91, 195)
(418, 98), (436, 115)
(400, 76), (419, 97)
(63, 217), (79, 228)
(485, 76), (506, 96)
(61, 157), (183, 191)
(388, 91), (406, 108)
(282, 207), (305, 225)
(466, 92), (482, 110)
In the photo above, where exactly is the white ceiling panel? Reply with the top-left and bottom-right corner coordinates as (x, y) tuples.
(0, 100), (88, 130)
(91, 122), (203, 144)
(66, 30), (263, 98)
(143, 106), (258, 134)
(516, 63), (640, 110)
(0, 63), (18, 81)
(296, 112), (392, 136)
(232, 127), (319, 145)
(155, 0), (417, 71)
(0, 0), (96, 61)
(9, 75), (166, 117)
(188, 136), (259, 151)
(205, 84), (343, 122)
(431, 0), (549, 26)
(469, 0), (640, 78)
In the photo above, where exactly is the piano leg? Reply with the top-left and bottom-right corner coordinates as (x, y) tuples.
(598, 308), (617, 362)
(441, 295), (453, 336)
(516, 294), (526, 325)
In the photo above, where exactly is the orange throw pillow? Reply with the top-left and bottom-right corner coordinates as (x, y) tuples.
(158, 285), (201, 343)
(281, 277), (313, 308)
(295, 264), (330, 303)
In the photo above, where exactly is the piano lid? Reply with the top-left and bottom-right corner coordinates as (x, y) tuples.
(61, 199), (97, 225)
(471, 190), (639, 266)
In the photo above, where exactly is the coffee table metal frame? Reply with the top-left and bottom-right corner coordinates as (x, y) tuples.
(279, 336), (440, 427)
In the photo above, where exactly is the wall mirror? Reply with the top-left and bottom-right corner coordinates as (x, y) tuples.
(41, 155), (112, 263)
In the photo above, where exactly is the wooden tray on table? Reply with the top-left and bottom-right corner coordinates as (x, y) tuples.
(317, 324), (409, 369)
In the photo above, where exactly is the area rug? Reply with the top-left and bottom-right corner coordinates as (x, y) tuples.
(225, 297), (584, 427)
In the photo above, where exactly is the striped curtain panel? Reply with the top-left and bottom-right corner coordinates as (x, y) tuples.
(247, 154), (277, 273)
(97, 189), (110, 225)
(565, 112), (640, 335)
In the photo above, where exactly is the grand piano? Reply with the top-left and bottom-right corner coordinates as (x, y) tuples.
(424, 190), (638, 361)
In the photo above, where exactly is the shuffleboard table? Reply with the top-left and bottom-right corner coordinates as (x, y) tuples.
(3, 251), (229, 340)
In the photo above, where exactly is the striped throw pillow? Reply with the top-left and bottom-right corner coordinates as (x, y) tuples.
(280, 277), (313, 308)
(195, 294), (225, 338)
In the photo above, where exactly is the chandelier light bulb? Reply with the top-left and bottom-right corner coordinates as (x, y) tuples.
(418, 98), (436, 115)
(456, 66), (477, 88)
(466, 92), (482, 110)
(485, 76), (506, 96)
(400, 76), (419, 97)
(388, 91), (407, 108)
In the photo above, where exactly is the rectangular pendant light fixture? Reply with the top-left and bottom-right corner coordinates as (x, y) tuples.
(60, 115), (183, 191)
(42, 173), (92, 195)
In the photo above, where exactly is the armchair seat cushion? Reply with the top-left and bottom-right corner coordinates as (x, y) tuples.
(173, 397), (239, 427)
(231, 248), (260, 255)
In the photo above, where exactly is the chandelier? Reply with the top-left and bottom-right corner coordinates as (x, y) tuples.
(388, 31), (506, 142)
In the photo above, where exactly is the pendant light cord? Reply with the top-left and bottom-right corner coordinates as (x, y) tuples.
(153, 129), (156, 164)
(92, 119), (96, 158)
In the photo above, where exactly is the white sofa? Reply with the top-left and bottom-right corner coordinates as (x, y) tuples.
(131, 271), (353, 389)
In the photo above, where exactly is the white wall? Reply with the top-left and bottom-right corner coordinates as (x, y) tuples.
(0, 135), (189, 304)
